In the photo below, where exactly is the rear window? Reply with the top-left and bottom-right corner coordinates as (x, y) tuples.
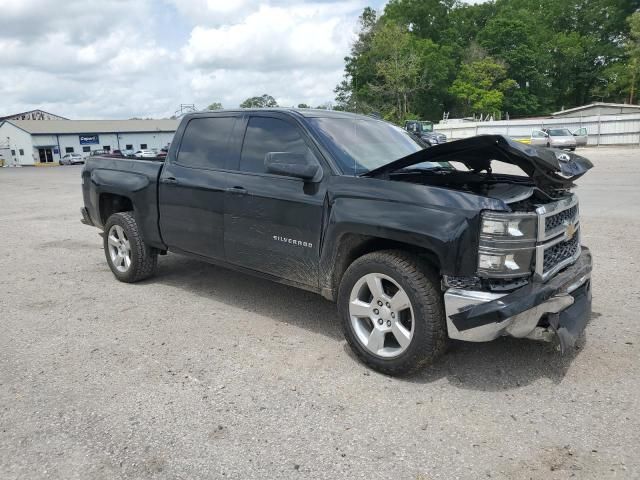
(548, 129), (572, 136)
(178, 117), (237, 169)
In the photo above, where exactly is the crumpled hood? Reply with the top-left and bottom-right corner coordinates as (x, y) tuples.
(363, 135), (593, 188)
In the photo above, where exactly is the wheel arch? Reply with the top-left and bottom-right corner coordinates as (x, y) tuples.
(99, 192), (134, 225)
(322, 232), (442, 301)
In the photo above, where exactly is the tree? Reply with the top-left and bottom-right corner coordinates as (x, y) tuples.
(297, 103), (310, 108)
(335, 0), (637, 120)
(368, 21), (423, 122)
(240, 94), (278, 108)
(627, 12), (640, 104)
(449, 58), (517, 117)
(207, 102), (223, 110)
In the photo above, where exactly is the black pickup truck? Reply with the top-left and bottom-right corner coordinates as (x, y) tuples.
(81, 109), (593, 375)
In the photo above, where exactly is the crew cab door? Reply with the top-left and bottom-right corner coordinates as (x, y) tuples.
(158, 114), (242, 259)
(223, 114), (326, 287)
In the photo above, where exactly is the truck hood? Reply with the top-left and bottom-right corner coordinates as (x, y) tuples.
(363, 135), (592, 189)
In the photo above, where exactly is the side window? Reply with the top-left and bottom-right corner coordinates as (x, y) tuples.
(532, 130), (545, 138)
(576, 128), (587, 136)
(240, 117), (310, 174)
(178, 117), (237, 170)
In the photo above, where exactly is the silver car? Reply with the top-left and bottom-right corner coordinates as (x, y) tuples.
(530, 128), (577, 150)
(59, 153), (85, 165)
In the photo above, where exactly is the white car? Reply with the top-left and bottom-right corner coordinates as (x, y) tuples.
(530, 128), (577, 151)
(59, 153), (85, 165)
(133, 150), (157, 158)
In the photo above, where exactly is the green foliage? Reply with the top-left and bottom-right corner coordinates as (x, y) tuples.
(449, 58), (517, 116)
(627, 12), (640, 103)
(207, 102), (223, 110)
(240, 94), (278, 108)
(336, 0), (638, 121)
(297, 103), (310, 108)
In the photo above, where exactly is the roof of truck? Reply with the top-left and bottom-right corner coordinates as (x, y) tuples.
(188, 108), (373, 120)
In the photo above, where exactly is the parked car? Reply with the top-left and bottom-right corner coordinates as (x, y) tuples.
(81, 109), (593, 375)
(90, 149), (107, 156)
(530, 128), (577, 150)
(59, 153), (85, 165)
(404, 120), (447, 146)
(133, 149), (157, 158)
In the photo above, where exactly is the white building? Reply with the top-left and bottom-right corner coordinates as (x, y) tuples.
(0, 119), (178, 166)
(552, 102), (640, 118)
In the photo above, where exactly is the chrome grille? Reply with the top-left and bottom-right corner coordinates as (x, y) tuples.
(534, 195), (582, 280)
(545, 205), (578, 232)
(437, 134), (447, 143)
(542, 232), (580, 274)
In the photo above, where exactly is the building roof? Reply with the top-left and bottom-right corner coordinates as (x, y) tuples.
(5, 119), (179, 135)
(552, 102), (640, 117)
(0, 109), (69, 121)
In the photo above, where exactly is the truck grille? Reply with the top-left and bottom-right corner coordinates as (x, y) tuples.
(542, 231), (580, 274)
(437, 134), (447, 143)
(545, 205), (578, 232)
(535, 195), (581, 280)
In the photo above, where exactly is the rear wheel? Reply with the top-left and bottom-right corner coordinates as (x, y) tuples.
(104, 212), (157, 283)
(338, 250), (446, 376)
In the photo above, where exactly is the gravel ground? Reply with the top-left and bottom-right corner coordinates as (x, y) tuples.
(1, 147), (639, 479)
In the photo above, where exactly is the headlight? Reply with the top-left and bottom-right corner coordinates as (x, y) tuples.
(478, 211), (537, 278)
(480, 212), (537, 239)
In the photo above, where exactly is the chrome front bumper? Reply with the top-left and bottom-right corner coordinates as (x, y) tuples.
(444, 247), (592, 351)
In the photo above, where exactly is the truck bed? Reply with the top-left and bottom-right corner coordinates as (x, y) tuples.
(81, 156), (165, 248)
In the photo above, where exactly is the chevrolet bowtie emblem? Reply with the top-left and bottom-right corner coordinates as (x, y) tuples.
(565, 221), (576, 240)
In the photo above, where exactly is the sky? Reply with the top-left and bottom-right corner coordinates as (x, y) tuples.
(0, 0), (482, 119)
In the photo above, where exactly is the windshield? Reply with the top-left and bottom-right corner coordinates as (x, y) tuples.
(548, 128), (572, 136)
(418, 121), (433, 133)
(308, 117), (446, 175)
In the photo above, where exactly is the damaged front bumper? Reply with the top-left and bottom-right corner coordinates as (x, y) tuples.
(445, 247), (592, 352)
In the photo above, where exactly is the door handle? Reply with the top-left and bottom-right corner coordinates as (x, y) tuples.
(163, 176), (178, 184)
(226, 186), (247, 195)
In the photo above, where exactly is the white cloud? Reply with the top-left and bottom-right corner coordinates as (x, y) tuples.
(0, 0), (379, 118)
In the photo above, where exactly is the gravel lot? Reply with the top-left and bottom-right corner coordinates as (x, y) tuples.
(1, 147), (639, 479)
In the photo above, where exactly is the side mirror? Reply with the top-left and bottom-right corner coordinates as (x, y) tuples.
(265, 152), (321, 181)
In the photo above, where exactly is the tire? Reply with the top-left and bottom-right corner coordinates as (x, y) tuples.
(103, 211), (157, 283)
(338, 250), (446, 376)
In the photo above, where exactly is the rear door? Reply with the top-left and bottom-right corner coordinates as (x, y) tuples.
(223, 114), (327, 287)
(573, 127), (588, 147)
(158, 114), (242, 259)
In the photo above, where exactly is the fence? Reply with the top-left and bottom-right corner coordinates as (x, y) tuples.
(434, 113), (640, 146)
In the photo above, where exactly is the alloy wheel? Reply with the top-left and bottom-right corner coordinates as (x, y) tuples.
(348, 273), (415, 358)
(107, 225), (131, 273)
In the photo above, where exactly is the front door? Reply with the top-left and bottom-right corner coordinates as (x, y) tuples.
(224, 114), (326, 287)
(530, 130), (548, 147)
(38, 148), (53, 163)
(158, 114), (242, 259)
(573, 127), (588, 147)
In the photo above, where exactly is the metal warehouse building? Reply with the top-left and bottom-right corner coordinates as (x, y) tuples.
(0, 119), (178, 166)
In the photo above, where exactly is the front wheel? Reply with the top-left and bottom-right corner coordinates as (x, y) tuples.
(338, 250), (446, 376)
(103, 211), (157, 283)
